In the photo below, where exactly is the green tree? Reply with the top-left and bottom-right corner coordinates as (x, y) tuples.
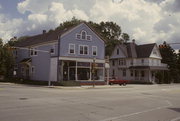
(159, 41), (179, 83)
(121, 33), (130, 43)
(0, 38), (14, 78)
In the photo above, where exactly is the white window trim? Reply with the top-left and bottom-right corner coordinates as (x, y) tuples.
(30, 48), (38, 56)
(81, 30), (87, 40)
(86, 35), (92, 41)
(92, 46), (97, 56)
(76, 33), (81, 40)
(79, 45), (89, 55)
(69, 44), (75, 54)
(76, 30), (92, 41)
(33, 48), (38, 56)
(50, 45), (55, 55)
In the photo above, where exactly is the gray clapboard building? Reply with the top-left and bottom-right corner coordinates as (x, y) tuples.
(109, 40), (168, 83)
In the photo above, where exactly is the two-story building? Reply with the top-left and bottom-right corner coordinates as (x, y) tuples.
(14, 22), (105, 84)
(109, 40), (168, 83)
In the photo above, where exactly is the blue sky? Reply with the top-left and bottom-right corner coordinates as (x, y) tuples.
(0, 0), (179, 50)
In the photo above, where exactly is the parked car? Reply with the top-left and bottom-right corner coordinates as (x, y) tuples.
(109, 78), (128, 86)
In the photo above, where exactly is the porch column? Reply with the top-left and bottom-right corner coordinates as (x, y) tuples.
(75, 61), (78, 81)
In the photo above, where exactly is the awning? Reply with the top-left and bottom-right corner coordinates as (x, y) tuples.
(20, 58), (31, 63)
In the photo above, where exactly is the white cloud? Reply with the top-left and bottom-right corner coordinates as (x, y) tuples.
(0, 14), (23, 42)
(0, 0), (179, 50)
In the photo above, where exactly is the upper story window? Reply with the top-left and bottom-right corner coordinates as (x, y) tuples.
(69, 44), (75, 54)
(31, 66), (35, 74)
(76, 30), (92, 41)
(30, 48), (37, 56)
(50, 45), (55, 54)
(79, 45), (88, 55)
(119, 59), (126, 66)
(92, 46), (97, 56)
(117, 49), (119, 55)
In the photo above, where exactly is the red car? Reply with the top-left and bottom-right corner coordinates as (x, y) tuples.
(109, 79), (128, 86)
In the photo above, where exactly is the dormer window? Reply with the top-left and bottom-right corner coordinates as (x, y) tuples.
(117, 49), (119, 55)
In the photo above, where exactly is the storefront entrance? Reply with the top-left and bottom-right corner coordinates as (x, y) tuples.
(61, 60), (104, 81)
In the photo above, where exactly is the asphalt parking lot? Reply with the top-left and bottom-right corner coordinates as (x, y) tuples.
(0, 83), (180, 121)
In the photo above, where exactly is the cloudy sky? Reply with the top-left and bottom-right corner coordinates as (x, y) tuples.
(0, 0), (179, 49)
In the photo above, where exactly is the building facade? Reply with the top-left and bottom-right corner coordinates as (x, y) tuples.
(109, 41), (168, 83)
(14, 23), (105, 83)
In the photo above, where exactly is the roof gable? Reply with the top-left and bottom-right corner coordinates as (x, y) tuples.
(15, 22), (105, 47)
(110, 44), (127, 59)
(149, 44), (162, 59)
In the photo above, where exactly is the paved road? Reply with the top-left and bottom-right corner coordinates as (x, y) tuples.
(0, 83), (180, 121)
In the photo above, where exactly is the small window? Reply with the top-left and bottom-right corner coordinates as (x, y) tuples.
(34, 48), (37, 55)
(123, 69), (126, 77)
(81, 31), (86, 40)
(92, 46), (97, 56)
(141, 71), (144, 77)
(50, 48), (54, 54)
(30, 48), (38, 56)
(76, 34), (81, 39)
(153, 51), (157, 55)
(69, 44), (75, 54)
(87, 35), (91, 40)
(117, 49), (119, 55)
(130, 70), (133, 77)
(30, 49), (33, 56)
(50, 45), (55, 54)
(112, 60), (115, 66)
(31, 66), (35, 74)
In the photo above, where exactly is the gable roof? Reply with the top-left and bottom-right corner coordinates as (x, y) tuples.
(15, 22), (106, 47)
(136, 43), (156, 58)
(110, 43), (156, 59)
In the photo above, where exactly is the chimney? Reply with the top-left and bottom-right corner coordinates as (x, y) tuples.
(42, 30), (46, 34)
(132, 39), (135, 44)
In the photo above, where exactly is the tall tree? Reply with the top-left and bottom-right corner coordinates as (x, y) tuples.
(0, 38), (14, 78)
(121, 33), (130, 43)
(159, 41), (179, 83)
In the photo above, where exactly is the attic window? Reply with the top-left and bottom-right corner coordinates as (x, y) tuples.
(81, 31), (86, 39)
(117, 49), (119, 55)
(153, 51), (157, 55)
(76, 30), (92, 41)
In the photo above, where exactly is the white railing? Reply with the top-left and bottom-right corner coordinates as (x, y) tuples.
(128, 62), (168, 67)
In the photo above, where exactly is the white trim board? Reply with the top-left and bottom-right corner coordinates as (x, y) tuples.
(59, 57), (105, 63)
